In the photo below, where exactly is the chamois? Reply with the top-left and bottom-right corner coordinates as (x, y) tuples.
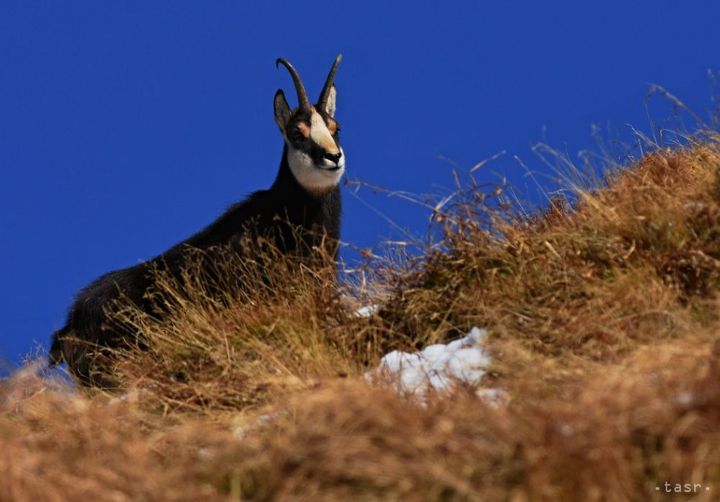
(49, 55), (346, 386)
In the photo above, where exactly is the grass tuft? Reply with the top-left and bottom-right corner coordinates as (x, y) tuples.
(3, 134), (720, 500)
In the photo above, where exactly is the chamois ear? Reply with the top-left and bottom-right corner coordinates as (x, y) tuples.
(321, 85), (337, 117)
(274, 89), (291, 130)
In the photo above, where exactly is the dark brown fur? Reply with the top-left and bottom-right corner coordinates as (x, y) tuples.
(50, 55), (345, 386)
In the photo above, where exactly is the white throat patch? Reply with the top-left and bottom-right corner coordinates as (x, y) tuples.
(287, 145), (345, 193)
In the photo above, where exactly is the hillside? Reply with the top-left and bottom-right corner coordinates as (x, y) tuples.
(2, 135), (720, 501)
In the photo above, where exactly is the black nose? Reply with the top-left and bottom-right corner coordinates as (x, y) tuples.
(323, 151), (342, 164)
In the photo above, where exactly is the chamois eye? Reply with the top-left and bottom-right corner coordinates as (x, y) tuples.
(292, 121), (311, 142)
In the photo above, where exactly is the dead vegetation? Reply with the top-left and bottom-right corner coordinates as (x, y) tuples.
(3, 134), (720, 500)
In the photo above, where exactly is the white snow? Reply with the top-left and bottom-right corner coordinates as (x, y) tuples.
(355, 304), (379, 318)
(369, 327), (502, 400)
(229, 326), (503, 441)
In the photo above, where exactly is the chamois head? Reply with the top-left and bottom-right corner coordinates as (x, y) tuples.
(274, 54), (344, 194)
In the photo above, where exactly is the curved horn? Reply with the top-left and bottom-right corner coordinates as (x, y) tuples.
(317, 54), (343, 110)
(276, 58), (311, 110)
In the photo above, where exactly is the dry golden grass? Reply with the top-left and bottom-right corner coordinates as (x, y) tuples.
(3, 135), (720, 500)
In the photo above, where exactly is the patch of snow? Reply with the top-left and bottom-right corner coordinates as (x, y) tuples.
(355, 304), (380, 318)
(369, 327), (502, 401)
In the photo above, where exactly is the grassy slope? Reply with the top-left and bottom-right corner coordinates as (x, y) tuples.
(2, 136), (720, 501)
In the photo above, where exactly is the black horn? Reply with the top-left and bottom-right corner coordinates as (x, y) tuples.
(317, 54), (342, 110)
(276, 58), (310, 110)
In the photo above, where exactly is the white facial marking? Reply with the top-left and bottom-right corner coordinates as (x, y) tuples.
(310, 112), (339, 154)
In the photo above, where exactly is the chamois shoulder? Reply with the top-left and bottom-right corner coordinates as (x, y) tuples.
(177, 190), (274, 250)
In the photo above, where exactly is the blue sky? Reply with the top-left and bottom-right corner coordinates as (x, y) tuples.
(1, 1), (719, 367)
